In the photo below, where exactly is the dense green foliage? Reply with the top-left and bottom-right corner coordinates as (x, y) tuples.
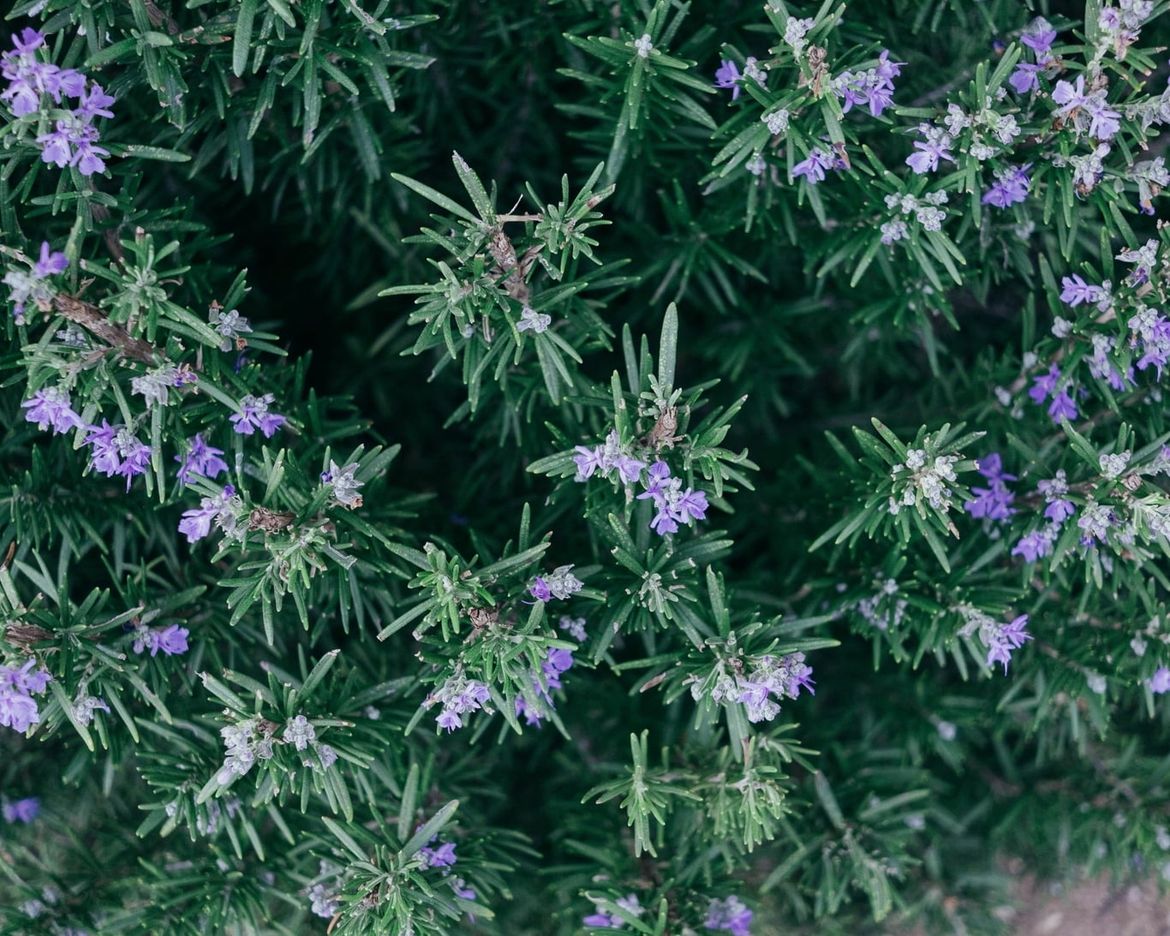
(3, 1), (1170, 933)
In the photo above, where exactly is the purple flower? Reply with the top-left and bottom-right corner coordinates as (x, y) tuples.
(528, 566), (582, 602)
(84, 421), (152, 489)
(1059, 274), (1107, 307)
(133, 623), (189, 657)
(614, 455), (645, 484)
(33, 241), (68, 278)
(715, 60), (742, 99)
(1021, 29), (1057, 58)
(835, 50), (902, 118)
(2, 797), (40, 823)
(1150, 667), (1170, 695)
(981, 164), (1031, 208)
(573, 444), (604, 481)
(1028, 364), (1060, 404)
(178, 485), (236, 544)
(677, 488), (708, 522)
(1009, 62), (1043, 95)
(176, 433), (229, 484)
(792, 148), (836, 185)
(985, 614), (1031, 672)
(1011, 529), (1053, 563)
(230, 393), (286, 437)
(906, 126), (954, 174)
(419, 839), (458, 869)
(964, 484), (1015, 520)
(1044, 498), (1075, 524)
(705, 895), (753, 936)
(22, 386), (82, 434)
(1047, 389), (1078, 423)
(0, 659), (51, 734)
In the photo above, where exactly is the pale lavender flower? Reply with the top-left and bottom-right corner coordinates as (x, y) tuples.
(282, 715), (317, 751)
(84, 421), (152, 490)
(705, 895), (753, 935)
(529, 565), (583, 601)
(176, 433), (229, 484)
(0, 659), (51, 734)
(1047, 389), (1078, 422)
(1011, 529), (1054, 563)
(307, 882), (340, 919)
(427, 672), (492, 732)
(2, 797), (40, 823)
(982, 164), (1031, 208)
(419, 839), (458, 869)
(715, 60), (742, 99)
(132, 623), (189, 657)
(559, 616), (587, 641)
(834, 50), (902, 117)
(178, 485), (237, 544)
(33, 241), (67, 278)
(230, 393), (285, 437)
(792, 148), (837, 185)
(22, 386), (82, 434)
(1150, 667), (1170, 695)
(906, 125), (954, 174)
(985, 615), (1031, 671)
(210, 308), (252, 351)
(321, 461), (363, 507)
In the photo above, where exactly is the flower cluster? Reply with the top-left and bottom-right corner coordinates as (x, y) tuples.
(132, 623), (189, 657)
(714, 57), (765, 101)
(559, 615), (587, 641)
(638, 461), (708, 535)
(230, 393), (286, 437)
(321, 461), (363, 508)
(131, 365), (196, 408)
(216, 717), (275, 785)
(963, 452), (1016, 522)
(306, 861), (343, 919)
(4, 242), (68, 324)
(907, 102), (1020, 174)
(515, 647), (574, 726)
(0, 659), (52, 734)
(283, 714), (337, 770)
(1052, 75), (1121, 142)
(1011, 470), (1076, 563)
(832, 50), (901, 118)
(1149, 666), (1170, 695)
(792, 147), (848, 186)
(880, 191), (949, 244)
(855, 578), (908, 632)
(1, 29), (113, 176)
(1028, 364), (1078, 423)
(210, 307), (252, 351)
(72, 692), (110, 728)
(427, 671), (492, 732)
(1095, 1), (1155, 61)
(418, 836), (458, 870)
(887, 446), (960, 515)
(86, 420), (152, 491)
(958, 607), (1031, 672)
(705, 895), (753, 936)
(703, 652), (814, 724)
(22, 384), (82, 434)
(1008, 19), (1058, 95)
(529, 565), (584, 602)
(176, 434), (229, 485)
(982, 163), (1032, 209)
(584, 894), (644, 930)
(574, 430), (645, 484)
(179, 485), (243, 544)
